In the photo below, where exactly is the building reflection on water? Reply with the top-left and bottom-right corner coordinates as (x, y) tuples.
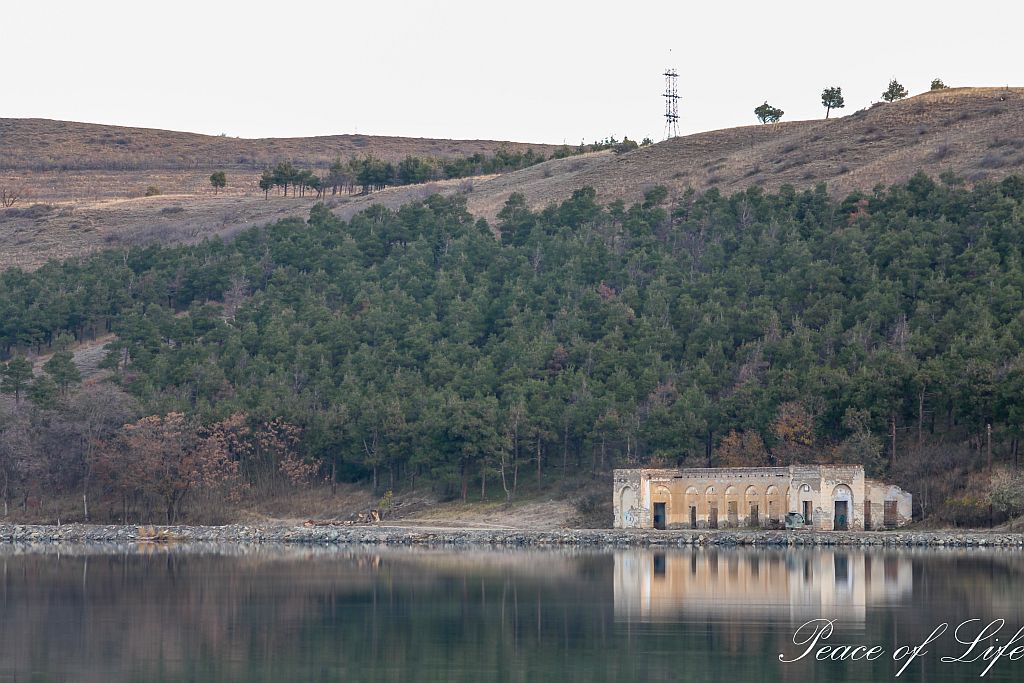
(614, 549), (912, 623)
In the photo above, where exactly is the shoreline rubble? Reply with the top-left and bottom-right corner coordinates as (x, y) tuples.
(1, 524), (1023, 548)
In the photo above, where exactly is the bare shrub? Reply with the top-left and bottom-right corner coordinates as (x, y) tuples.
(3, 203), (55, 219)
(1, 187), (23, 208)
(996, 139), (1024, 153)
(569, 490), (612, 528)
(159, 206), (185, 215)
(931, 142), (953, 161)
(977, 153), (1007, 169)
(780, 155), (810, 171)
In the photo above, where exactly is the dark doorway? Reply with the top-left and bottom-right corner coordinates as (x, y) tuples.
(653, 502), (666, 530)
(834, 500), (849, 530)
(709, 506), (718, 529)
(727, 501), (738, 526)
(884, 501), (898, 527)
(689, 505), (697, 529)
(864, 500), (872, 529)
(749, 504), (759, 527)
(803, 501), (812, 526)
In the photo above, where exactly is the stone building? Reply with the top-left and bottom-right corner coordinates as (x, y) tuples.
(613, 465), (912, 531)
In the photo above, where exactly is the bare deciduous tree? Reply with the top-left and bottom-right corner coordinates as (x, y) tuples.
(1, 187), (23, 208)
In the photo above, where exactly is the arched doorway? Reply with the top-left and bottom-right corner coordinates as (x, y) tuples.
(685, 486), (699, 528)
(652, 485), (672, 530)
(766, 485), (783, 524)
(705, 486), (718, 529)
(797, 483), (814, 527)
(620, 486), (638, 528)
(832, 484), (853, 531)
(744, 485), (760, 527)
(725, 485), (739, 527)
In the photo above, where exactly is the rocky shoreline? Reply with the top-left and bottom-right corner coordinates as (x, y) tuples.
(1, 523), (1023, 547)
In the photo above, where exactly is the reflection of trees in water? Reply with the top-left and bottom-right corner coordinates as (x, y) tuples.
(903, 550), (1024, 623)
(0, 547), (1022, 682)
(0, 548), (621, 683)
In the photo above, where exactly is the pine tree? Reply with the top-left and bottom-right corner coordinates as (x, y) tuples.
(1, 356), (33, 403)
(882, 79), (909, 102)
(821, 86), (845, 118)
(209, 171), (227, 195)
(44, 350), (81, 394)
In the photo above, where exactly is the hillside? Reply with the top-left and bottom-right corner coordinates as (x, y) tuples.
(0, 118), (558, 178)
(1, 87), (1022, 271)
(4, 178), (1024, 525)
(461, 87), (1024, 218)
(0, 121), (557, 269)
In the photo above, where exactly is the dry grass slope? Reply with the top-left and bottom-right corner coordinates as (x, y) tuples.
(1, 88), (1021, 270)
(461, 87), (1024, 219)
(0, 118), (559, 173)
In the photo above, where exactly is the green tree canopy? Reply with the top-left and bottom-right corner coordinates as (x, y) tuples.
(1, 356), (33, 403)
(821, 86), (845, 118)
(43, 349), (81, 394)
(754, 101), (784, 124)
(210, 171), (227, 194)
(882, 79), (909, 102)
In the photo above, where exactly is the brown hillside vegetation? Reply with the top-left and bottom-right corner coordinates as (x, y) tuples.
(1, 87), (1022, 270)
(0, 118), (558, 176)
(461, 87), (1024, 219)
(0, 118), (558, 206)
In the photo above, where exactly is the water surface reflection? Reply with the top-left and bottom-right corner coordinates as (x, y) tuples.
(0, 543), (1021, 682)
(614, 549), (912, 623)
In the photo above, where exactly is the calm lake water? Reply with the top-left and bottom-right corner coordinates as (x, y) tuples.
(0, 544), (1022, 682)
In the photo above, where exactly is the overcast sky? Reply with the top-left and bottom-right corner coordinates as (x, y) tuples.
(4, 1), (1021, 144)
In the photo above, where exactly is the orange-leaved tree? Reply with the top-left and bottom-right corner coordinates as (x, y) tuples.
(714, 430), (770, 467)
(95, 412), (239, 523)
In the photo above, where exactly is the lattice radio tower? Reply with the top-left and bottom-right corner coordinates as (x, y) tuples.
(663, 67), (680, 139)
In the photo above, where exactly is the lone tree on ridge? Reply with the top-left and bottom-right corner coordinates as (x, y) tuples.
(754, 101), (784, 124)
(821, 86), (845, 118)
(210, 171), (227, 195)
(882, 79), (909, 102)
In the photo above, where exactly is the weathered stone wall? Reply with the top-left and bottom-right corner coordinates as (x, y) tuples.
(615, 467), (793, 530)
(866, 479), (914, 528)
(613, 469), (645, 529)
